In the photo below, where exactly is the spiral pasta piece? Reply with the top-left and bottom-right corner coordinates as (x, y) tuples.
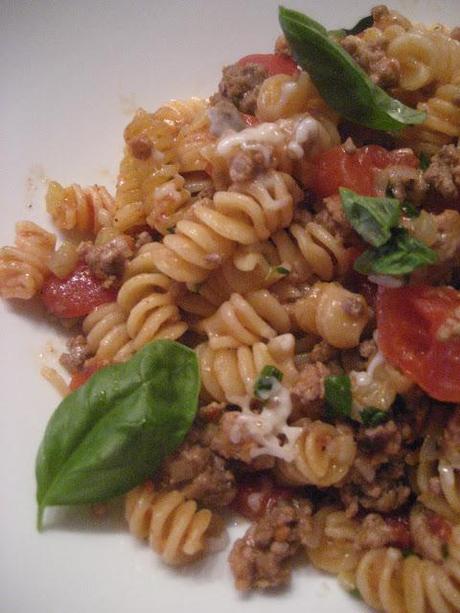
(148, 170), (301, 283)
(351, 359), (413, 414)
(305, 507), (362, 582)
(125, 483), (221, 566)
(197, 333), (298, 402)
(417, 71), (460, 138)
(144, 167), (191, 235)
(46, 181), (116, 234)
(82, 302), (134, 363)
(117, 243), (187, 348)
(175, 106), (214, 173)
(0, 221), (56, 299)
(355, 541), (460, 613)
(417, 433), (460, 523)
(276, 420), (356, 487)
(291, 282), (370, 349)
(198, 289), (290, 350)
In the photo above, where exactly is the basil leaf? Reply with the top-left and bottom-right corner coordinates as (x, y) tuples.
(279, 7), (426, 131)
(354, 228), (438, 275)
(36, 340), (199, 529)
(340, 188), (400, 247)
(360, 407), (390, 427)
(330, 14), (373, 40)
(325, 375), (351, 418)
(254, 365), (283, 399)
(400, 201), (420, 218)
(419, 151), (430, 170)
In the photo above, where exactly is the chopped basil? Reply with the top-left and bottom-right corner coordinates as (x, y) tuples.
(400, 201), (420, 218)
(349, 588), (362, 600)
(254, 365), (283, 400)
(166, 226), (176, 234)
(330, 14), (373, 40)
(402, 548), (416, 558)
(340, 188), (401, 247)
(279, 7), (426, 132)
(354, 229), (437, 275)
(442, 543), (449, 559)
(325, 375), (352, 418)
(35, 340), (200, 529)
(275, 265), (290, 275)
(360, 407), (390, 427)
(419, 151), (430, 170)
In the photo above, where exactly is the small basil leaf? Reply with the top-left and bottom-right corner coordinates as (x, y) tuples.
(325, 375), (352, 418)
(402, 548), (416, 558)
(340, 188), (401, 247)
(278, 7), (426, 131)
(360, 407), (390, 427)
(36, 340), (199, 528)
(330, 14), (373, 40)
(254, 365), (283, 399)
(354, 228), (438, 275)
(419, 151), (430, 170)
(400, 201), (420, 218)
(275, 265), (290, 275)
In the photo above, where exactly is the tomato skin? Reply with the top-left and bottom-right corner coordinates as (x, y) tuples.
(69, 361), (102, 391)
(312, 145), (419, 198)
(377, 285), (460, 403)
(231, 474), (292, 521)
(237, 53), (298, 76)
(41, 263), (116, 318)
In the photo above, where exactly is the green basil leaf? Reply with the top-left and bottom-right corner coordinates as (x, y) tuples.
(360, 407), (390, 427)
(330, 14), (373, 40)
(419, 151), (430, 170)
(354, 228), (438, 275)
(254, 365), (283, 399)
(275, 265), (290, 275)
(279, 7), (426, 131)
(442, 543), (450, 559)
(325, 375), (351, 418)
(340, 188), (401, 247)
(400, 201), (420, 218)
(36, 340), (199, 529)
(402, 548), (416, 559)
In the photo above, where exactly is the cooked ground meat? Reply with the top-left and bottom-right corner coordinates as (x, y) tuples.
(357, 420), (402, 457)
(128, 134), (153, 160)
(229, 498), (312, 591)
(341, 457), (411, 514)
(198, 401), (227, 423)
(376, 164), (427, 204)
(59, 335), (90, 373)
(358, 513), (411, 550)
(290, 361), (330, 420)
(341, 33), (400, 88)
(442, 407), (460, 466)
(158, 438), (236, 508)
(78, 236), (133, 284)
(314, 200), (353, 244)
(135, 231), (153, 249)
(274, 34), (292, 57)
(208, 99), (245, 137)
(307, 340), (338, 364)
(228, 146), (274, 183)
(215, 62), (269, 115)
(424, 144), (460, 200)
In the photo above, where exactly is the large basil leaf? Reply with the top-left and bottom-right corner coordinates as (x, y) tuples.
(354, 228), (438, 275)
(36, 340), (199, 528)
(330, 14), (373, 40)
(279, 7), (426, 131)
(340, 188), (401, 247)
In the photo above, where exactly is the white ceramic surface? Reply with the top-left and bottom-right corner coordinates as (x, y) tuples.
(1, 1), (458, 612)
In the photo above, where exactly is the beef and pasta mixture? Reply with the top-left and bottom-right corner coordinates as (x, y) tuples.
(1, 5), (460, 612)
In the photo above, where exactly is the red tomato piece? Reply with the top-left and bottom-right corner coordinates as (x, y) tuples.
(231, 474), (292, 521)
(237, 53), (298, 76)
(312, 145), (419, 198)
(427, 513), (452, 542)
(377, 285), (460, 403)
(69, 361), (102, 391)
(41, 263), (116, 318)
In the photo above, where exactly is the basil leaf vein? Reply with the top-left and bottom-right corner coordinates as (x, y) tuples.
(35, 340), (199, 529)
(340, 188), (401, 247)
(279, 7), (426, 131)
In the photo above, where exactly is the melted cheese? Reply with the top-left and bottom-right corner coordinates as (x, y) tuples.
(217, 122), (286, 156)
(229, 383), (301, 461)
(353, 350), (386, 387)
(368, 274), (405, 288)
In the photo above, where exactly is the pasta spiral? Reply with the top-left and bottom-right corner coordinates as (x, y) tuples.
(117, 243), (188, 348)
(198, 289), (290, 350)
(125, 482), (221, 566)
(0, 221), (56, 299)
(197, 333), (298, 402)
(355, 538), (460, 613)
(144, 167), (191, 235)
(276, 420), (357, 487)
(82, 302), (134, 363)
(305, 507), (362, 581)
(291, 282), (370, 349)
(148, 170), (302, 283)
(418, 71), (460, 138)
(46, 181), (116, 234)
(174, 106), (214, 173)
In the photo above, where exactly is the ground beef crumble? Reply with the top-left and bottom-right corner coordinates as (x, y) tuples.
(290, 361), (330, 420)
(424, 145), (460, 200)
(229, 498), (312, 591)
(59, 335), (90, 373)
(340, 33), (400, 88)
(213, 62), (269, 115)
(441, 407), (460, 466)
(78, 236), (133, 284)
